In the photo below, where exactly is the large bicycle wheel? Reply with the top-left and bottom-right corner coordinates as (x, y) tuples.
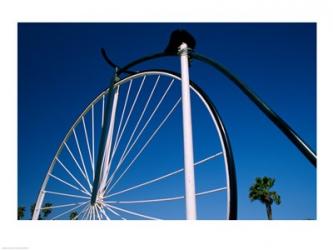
(33, 70), (237, 220)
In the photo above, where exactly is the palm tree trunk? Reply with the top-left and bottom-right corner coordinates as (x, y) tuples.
(265, 203), (272, 220)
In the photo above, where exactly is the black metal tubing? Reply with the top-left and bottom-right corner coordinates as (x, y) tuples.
(101, 49), (316, 168)
(191, 52), (317, 167)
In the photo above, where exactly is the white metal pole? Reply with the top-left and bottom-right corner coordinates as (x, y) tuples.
(179, 42), (197, 220)
(99, 86), (119, 196)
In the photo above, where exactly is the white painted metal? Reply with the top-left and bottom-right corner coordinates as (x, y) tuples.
(191, 86), (232, 219)
(179, 42), (197, 220)
(33, 71), (231, 220)
(106, 187), (226, 204)
(117, 75), (160, 166)
(51, 201), (88, 220)
(91, 104), (95, 176)
(73, 128), (92, 190)
(63, 142), (88, 183)
(112, 80), (132, 153)
(107, 98), (181, 193)
(103, 204), (126, 220)
(105, 151), (222, 198)
(104, 78), (175, 192)
(99, 86), (120, 197)
(111, 76), (146, 155)
(82, 116), (94, 175)
(102, 94), (105, 127)
(74, 204), (90, 220)
(105, 204), (160, 220)
(112, 78), (175, 171)
(49, 173), (89, 195)
(55, 157), (90, 194)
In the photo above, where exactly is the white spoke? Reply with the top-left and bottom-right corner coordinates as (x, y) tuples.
(87, 206), (91, 220)
(119, 78), (175, 162)
(106, 78), (176, 190)
(107, 98), (181, 193)
(107, 196), (182, 204)
(50, 201), (88, 220)
(91, 104), (95, 177)
(92, 206), (96, 220)
(82, 116), (94, 178)
(100, 207), (111, 220)
(83, 206), (91, 220)
(105, 151), (223, 198)
(73, 128), (92, 191)
(111, 76), (146, 158)
(95, 206), (101, 220)
(196, 187), (227, 196)
(103, 204), (127, 220)
(82, 206), (89, 220)
(55, 157), (90, 195)
(44, 190), (90, 199)
(64, 142), (90, 189)
(105, 169), (182, 198)
(40, 202), (86, 210)
(102, 94), (105, 127)
(113, 80), (133, 151)
(95, 204), (103, 219)
(73, 204), (90, 220)
(106, 187), (227, 204)
(195, 151), (223, 165)
(117, 75), (160, 169)
(49, 173), (90, 196)
(105, 204), (160, 220)
(96, 203), (109, 220)
(90, 206), (95, 220)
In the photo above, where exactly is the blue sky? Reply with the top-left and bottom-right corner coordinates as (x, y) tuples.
(18, 23), (316, 219)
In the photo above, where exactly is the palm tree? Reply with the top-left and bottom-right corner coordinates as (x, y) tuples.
(249, 176), (281, 220)
(42, 203), (53, 218)
(69, 211), (78, 220)
(18, 206), (25, 220)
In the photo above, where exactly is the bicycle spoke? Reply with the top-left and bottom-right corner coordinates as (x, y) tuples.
(64, 142), (90, 190)
(107, 78), (176, 189)
(111, 76), (146, 158)
(73, 204), (90, 220)
(107, 98), (181, 193)
(101, 94), (105, 128)
(55, 157), (90, 195)
(82, 116), (94, 178)
(105, 151), (222, 198)
(116, 75), (160, 171)
(105, 204), (161, 220)
(73, 128), (92, 190)
(40, 202), (86, 210)
(113, 80), (133, 152)
(96, 203), (110, 220)
(50, 201), (88, 220)
(49, 173), (90, 196)
(44, 190), (90, 199)
(103, 204), (127, 220)
(106, 187), (227, 204)
(91, 104), (95, 176)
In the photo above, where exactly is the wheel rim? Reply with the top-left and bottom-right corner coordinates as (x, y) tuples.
(33, 70), (237, 220)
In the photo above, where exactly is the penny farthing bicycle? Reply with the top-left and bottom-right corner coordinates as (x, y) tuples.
(32, 30), (315, 220)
